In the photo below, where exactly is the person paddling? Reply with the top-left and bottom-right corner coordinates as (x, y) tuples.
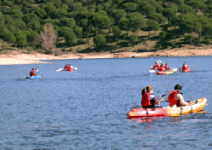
(166, 84), (190, 107)
(141, 85), (156, 108)
(67, 64), (73, 71)
(159, 64), (165, 72)
(151, 61), (159, 70)
(30, 68), (38, 77)
(182, 62), (188, 71)
(164, 63), (169, 71)
(64, 64), (68, 71)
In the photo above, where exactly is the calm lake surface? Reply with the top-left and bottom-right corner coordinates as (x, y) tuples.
(0, 56), (212, 149)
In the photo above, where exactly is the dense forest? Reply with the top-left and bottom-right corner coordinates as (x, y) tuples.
(0, 0), (212, 54)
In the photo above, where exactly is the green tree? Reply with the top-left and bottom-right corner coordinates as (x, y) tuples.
(149, 13), (167, 24)
(22, 13), (39, 24)
(129, 35), (138, 46)
(0, 12), (4, 24)
(70, 2), (83, 12)
(28, 21), (41, 31)
(178, 4), (195, 14)
(27, 30), (39, 43)
(146, 20), (160, 38)
(64, 32), (78, 46)
(73, 25), (82, 38)
(15, 30), (27, 47)
(184, 34), (194, 44)
(112, 9), (126, 25)
(6, 6), (23, 19)
(122, 2), (138, 12)
(58, 26), (73, 37)
(60, 18), (76, 28)
(0, 29), (16, 45)
(127, 13), (146, 33)
(112, 26), (122, 40)
(120, 19), (130, 33)
(34, 7), (47, 19)
(92, 13), (112, 35)
(162, 5), (178, 21)
(93, 35), (106, 48)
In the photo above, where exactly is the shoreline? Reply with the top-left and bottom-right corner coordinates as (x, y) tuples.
(0, 48), (212, 65)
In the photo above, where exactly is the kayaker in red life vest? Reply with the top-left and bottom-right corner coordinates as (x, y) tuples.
(141, 85), (156, 108)
(67, 64), (73, 71)
(164, 63), (169, 71)
(151, 61), (159, 70)
(182, 62), (188, 70)
(30, 68), (37, 76)
(159, 64), (165, 72)
(166, 84), (190, 107)
(64, 64), (68, 71)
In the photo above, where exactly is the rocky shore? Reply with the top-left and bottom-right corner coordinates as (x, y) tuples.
(0, 48), (211, 65)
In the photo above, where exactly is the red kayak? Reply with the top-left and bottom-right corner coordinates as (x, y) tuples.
(181, 68), (190, 72)
(64, 68), (74, 72)
(128, 107), (168, 118)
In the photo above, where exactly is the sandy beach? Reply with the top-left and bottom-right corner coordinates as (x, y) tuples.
(0, 48), (212, 65)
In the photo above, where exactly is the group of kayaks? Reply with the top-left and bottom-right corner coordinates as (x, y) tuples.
(127, 60), (206, 119)
(149, 62), (191, 75)
(26, 65), (77, 79)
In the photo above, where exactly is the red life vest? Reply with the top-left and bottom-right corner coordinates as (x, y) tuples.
(182, 64), (187, 70)
(142, 92), (151, 107)
(159, 66), (164, 72)
(155, 64), (159, 69)
(67, 66), (73, 71)
(64, 65), (68, 69)
(164, 66), (168, 71)
(168, 90), (183, 107)
(30, 70), (36, 76)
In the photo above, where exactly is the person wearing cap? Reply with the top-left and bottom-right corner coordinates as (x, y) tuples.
(166, 84), (190, 107)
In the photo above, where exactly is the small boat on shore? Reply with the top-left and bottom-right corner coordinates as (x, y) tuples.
(127, 98), (207, 118)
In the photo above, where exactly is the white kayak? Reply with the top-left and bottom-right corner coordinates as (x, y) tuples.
(56, 66), (78, 72)
(149, 68), (178, 73)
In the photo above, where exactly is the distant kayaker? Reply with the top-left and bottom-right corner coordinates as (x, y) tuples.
(159, 64), (165, 72)
(166, 84), (190, 107)
(151, 61), (159, 70)
(182, 62), (188, 71)
(141, 85), (156, 108)
(164, 63), (169, 71)
(64, 64), (68, 71)
(30, 68), (37, 76)
(68, 64), (73, 71)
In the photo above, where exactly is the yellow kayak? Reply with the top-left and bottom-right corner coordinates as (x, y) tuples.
(167, 98), (207, 116)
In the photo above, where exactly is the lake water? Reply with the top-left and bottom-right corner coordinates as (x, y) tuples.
(0, 56), (212, 149)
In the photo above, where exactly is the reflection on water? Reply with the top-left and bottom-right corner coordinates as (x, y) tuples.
(0, 57), (211, 149)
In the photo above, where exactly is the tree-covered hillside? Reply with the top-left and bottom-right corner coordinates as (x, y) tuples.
(1, 0), (212, 54)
